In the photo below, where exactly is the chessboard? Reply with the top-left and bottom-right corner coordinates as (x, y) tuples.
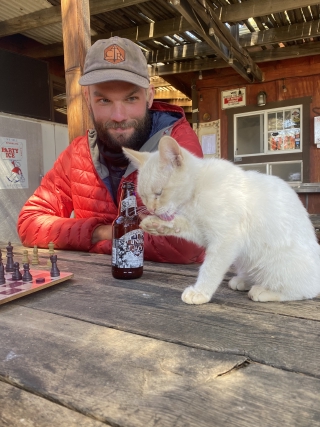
(0, 269), (74, 305)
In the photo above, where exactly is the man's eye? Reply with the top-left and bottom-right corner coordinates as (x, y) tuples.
(127, 96), (138, 102)
(98, 98), (109, 104)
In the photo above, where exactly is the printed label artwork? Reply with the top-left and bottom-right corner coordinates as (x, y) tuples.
(112, 229), (144, 268)
(0, 137), (28, 189)
(121, 195), (137, 212)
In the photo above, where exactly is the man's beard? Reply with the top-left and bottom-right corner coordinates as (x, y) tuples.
(90, 103), (152, 154)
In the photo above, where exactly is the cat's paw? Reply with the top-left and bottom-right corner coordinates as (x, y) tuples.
(140, 215), (176, 236)
(181, 286), (211, 305)
(248, 285), (282, 302)
(228, 276), (251, 291)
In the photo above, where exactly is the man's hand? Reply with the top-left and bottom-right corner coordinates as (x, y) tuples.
(91, 224), (113, 244)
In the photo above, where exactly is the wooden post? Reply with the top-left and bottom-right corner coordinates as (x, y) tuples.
(61, 0), (92, 143)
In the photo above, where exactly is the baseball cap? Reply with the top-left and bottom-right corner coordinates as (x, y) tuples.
(78, 37), (150, 88)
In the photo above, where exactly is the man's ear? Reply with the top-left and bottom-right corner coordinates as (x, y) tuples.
(147, 85), (155, 108)
(123, 147), (150, 169)
(158, 136), (183, 168)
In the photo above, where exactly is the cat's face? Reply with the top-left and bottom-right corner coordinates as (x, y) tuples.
(123, 136), (190, 220)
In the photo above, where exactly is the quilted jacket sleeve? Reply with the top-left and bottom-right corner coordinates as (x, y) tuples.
(17, 141), (106, 251)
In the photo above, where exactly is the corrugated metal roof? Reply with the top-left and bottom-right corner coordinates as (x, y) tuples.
(0, 0), (63, 44)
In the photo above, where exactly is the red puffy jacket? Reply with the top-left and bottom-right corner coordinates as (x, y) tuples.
(17, 102), (205, 264)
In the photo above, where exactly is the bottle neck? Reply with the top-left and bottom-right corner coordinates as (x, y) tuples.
(118, 185), (137, 217)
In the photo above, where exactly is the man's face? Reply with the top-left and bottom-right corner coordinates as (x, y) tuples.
(85, 81), (154, 153)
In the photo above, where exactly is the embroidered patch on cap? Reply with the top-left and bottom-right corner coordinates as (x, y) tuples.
(104, 44), (125, 64)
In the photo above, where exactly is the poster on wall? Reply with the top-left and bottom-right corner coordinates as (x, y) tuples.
(221, 88), (246, 109)
(0, 137), (28, 189)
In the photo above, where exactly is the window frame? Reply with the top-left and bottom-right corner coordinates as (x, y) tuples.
(226, 96), (311, 182)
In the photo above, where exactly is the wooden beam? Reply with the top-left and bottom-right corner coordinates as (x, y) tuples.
(149, 41), (320, 76)
(154, 90), (191, 99)
(169, 0), (263, 82)
(241, 19), (320, 47)
(0, 0), (149, 38)
(61, 0), (92, 143)
(188, 0), (262, 79)
(0, 6), (62, 37)
(24, 16), (320, 60)
(23, 16), (192, 59)
(89, 0), (149, 16)
(219, 0), (320, 23)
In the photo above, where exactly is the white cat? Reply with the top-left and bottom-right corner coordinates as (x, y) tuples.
(123, 136), (320, 304)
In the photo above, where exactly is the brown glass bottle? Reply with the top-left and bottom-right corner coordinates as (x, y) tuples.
(112, 181), (144, 279)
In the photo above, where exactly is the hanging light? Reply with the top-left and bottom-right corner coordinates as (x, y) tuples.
(257, 91), (267, 107)
(208, 21), (215, 36)
(282, 79), (287, 93)
(198, 70), (203, 80)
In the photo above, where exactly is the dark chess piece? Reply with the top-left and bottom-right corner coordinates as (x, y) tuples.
(0, 261), (5, 285)
(22, 263), (33, 282)
(50, 255), (60, 277)
(12, 262), (22, 281)
(5, 242), (14, 273)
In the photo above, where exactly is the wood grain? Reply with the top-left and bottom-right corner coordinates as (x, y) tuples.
(0, 381), (109, 427)
(12, 261), (320, 377)
(1, 306), (320, 427)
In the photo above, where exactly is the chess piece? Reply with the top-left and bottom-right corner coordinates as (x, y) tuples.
(50, 255), (60, 277)
(47, 241), (55, 266)
(31, 246), (39, 265)
(12, 262), (22, 281)
(22, 250), (30, 264)
(0, 259), (5, 285)
(22, 263), (33, 282)
(5, 241), (14, 273)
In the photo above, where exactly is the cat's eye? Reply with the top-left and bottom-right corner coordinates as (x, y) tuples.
(155, 190), (162, 197)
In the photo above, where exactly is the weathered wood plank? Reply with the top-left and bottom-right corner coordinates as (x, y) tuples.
(1, 306), (320, 427)
(0, 381), (109, 427)
(12, 264), (320, 377)
(4, 243), (320, 320)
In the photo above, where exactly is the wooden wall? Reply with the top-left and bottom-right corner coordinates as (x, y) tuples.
(197, 55), (320, 213)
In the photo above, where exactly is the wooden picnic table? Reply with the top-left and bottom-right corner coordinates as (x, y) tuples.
(0, 241), (320, 427)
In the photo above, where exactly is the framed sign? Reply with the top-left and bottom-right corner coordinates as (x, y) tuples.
(193, 119), (220, 159)
(221, 88), (246, 109)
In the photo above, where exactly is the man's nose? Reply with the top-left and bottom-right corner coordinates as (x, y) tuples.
(109, 103), (127, 122)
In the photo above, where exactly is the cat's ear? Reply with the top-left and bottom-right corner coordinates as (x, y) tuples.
(158, 136), (183, 168)
(122, 147), (150, 169)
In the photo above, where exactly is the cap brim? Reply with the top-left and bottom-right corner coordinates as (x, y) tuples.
(79, 69), (150, 88)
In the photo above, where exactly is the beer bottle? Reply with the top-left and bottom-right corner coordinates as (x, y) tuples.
(112, 181), (144, 279)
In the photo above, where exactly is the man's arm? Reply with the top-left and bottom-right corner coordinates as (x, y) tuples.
(17, 145), (107, 251)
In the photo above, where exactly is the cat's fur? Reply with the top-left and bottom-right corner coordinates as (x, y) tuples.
(123, 136), (320, 304)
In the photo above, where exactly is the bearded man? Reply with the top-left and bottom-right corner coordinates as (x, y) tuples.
(17, 37), (204, 263)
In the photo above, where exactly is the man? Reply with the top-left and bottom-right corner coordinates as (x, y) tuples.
(17, 37), (204, 263)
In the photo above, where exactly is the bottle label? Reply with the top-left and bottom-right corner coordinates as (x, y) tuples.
(112, 229), (144, 268)
(121, 195), (137, 212)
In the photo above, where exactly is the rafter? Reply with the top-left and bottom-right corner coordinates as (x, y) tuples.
(219, 0), (320, 23)
(169, 0), (263, 82)
(0, 0), (149, 37)
(149, 40), (320, 76)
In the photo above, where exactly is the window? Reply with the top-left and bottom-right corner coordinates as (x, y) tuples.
(227, 97), (311, 183)
(239, 161), (302, 183)
(235, 105), (302, 158)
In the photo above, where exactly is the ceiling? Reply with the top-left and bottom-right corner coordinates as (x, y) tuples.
(1, 0), (320, 117)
